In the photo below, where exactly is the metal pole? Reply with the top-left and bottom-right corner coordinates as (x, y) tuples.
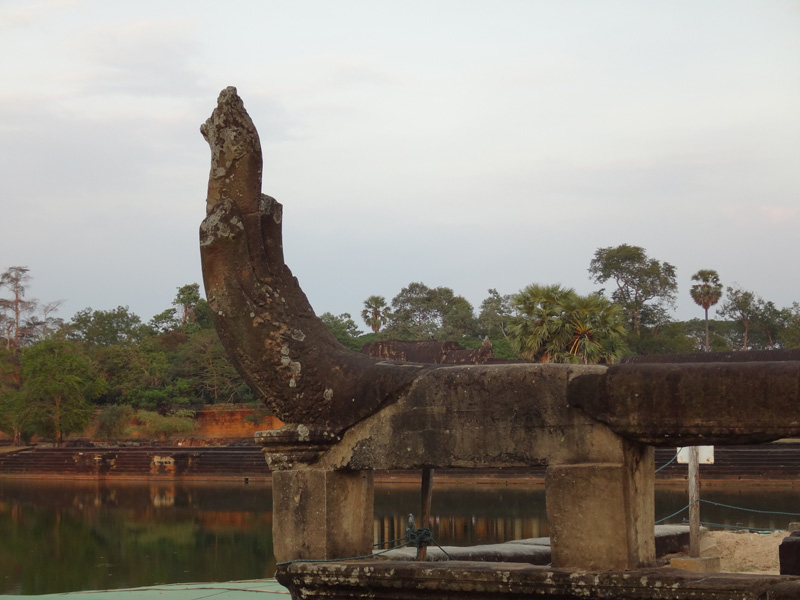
(689, 446), (700, 558)
(417, 467), (434, 561)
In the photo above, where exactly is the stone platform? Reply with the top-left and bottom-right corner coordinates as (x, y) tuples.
(277, 561), (800, 600)
(275, 526), (713, 600)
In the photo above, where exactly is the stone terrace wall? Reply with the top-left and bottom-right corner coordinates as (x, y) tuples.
(191, 405), (282, 440)
(0, 404), (283, 445)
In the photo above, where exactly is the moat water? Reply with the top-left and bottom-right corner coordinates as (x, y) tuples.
(2, 478), (800, 595)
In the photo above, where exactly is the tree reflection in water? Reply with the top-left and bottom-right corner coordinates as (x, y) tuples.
(0, 479), (275, 595)
(373, 484), (549, 548)
(2, 478), (799, 595)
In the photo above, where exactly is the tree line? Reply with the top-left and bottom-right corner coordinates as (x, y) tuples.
(323, 243), (800, 361)
(2, 245), (799, 444)
(0, 268), (254, 445)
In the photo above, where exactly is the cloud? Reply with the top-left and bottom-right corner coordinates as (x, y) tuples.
(68, 19), (204, 98)
(0, 0), (78, 30)
(758, 206), (800, 223)
(721, 204), (800, 227)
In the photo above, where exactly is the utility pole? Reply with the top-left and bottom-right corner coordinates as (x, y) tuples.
(688, 446), (700, 557)
(417, 467), (434, 561)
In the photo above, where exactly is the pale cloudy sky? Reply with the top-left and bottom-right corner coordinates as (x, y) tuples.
(1, 0), (798, 329)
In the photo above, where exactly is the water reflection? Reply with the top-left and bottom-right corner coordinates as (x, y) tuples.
(0, 479), (275, 595)
(374, 484), (549, 547)
(2, 479), (800, 595)
(655, 486), (800, 531)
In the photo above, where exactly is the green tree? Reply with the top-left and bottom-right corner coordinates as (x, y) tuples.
(0, 347), (32, 445)
(478, 289), (514, 338)
(0, 390), (36, 445)
(148, 285), (211, 334)
(23, 300), (65, 343)
(509, 284), (627, 364)
(0, 266), (37, 352)
(510, 284), (576, 362)
(95, 404), (134, 441)
(588, 244), (677, 336)
(779, 303), (800, 349)
(320, 312), (364, 351)
(69, 306), (150, 346)
(149, 308), (179, 334)
(432, 287), (479, 339)
(717, 285), (759, 350)
(132, 409), (197, 444)
(689, 269), (723, 352)
(173, 284), (201, 326)
(90, 340), (184, 410)
(388, 282), (438, 338)
(753, 299), (784, 350)
(19, 338), (106, 445)
(175, 328), (255, 404)
(361, 295), (390, 333)
(387, 282), (477, 340)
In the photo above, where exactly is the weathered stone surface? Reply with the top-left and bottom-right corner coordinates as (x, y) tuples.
(546, 452), (655, 570)
(277, 561), (800, 600)
(317, 364), (613, 471)
(200, 87), (433, 435)
(378, 543), (551, 564)
(569, 362), (800, 446)
(272, 469), (374, 562)
(361, 339), (496, 365)
(780, 531), (800, 575)
(670, 556), (721, 572)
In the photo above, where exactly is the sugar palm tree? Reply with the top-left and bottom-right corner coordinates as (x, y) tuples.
(690, 269), (723, 352)
(565, 293), (628, 364)
(361, 295), (390, 334)
(509, 284), (628, 364)
(509, 284), (574, 362)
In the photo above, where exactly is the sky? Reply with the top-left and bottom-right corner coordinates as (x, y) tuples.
(1, 0), (798, 330)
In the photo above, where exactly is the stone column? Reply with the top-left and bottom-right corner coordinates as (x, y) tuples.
(545, 441), (655, 570)
(258, 425), (375, 563)
(272, 468), (374, 562)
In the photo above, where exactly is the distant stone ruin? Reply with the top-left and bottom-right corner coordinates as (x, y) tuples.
(360, 338), (496, 365)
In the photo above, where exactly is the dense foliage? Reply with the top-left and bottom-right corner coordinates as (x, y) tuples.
(2, 246), (800, 443)
(0, 275), (256, 445)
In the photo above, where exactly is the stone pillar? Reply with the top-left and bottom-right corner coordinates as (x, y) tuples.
(545, 442), (655, 570)
(272, 468), (374, 563)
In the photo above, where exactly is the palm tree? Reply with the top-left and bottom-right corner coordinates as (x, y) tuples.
(509, 284), (573, 362)
(361, 295), (390, 334)
(509, 284), (628, 364)
(689, 269), (723, 352)
(565, 294), (628, 364)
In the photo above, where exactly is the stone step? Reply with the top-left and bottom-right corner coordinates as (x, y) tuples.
(5, 444), (800, 479)
(0, 447), (269, 477)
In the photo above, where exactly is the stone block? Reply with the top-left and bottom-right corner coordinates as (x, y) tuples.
(546, 450), (655, 570)
(670, 555), (721, 572)
(779, 531), (800, 575)
(272, 468), (373, 562)
(654, 524), (691, 556)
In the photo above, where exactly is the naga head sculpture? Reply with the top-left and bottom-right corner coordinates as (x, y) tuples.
(199, 87), (429, 441)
